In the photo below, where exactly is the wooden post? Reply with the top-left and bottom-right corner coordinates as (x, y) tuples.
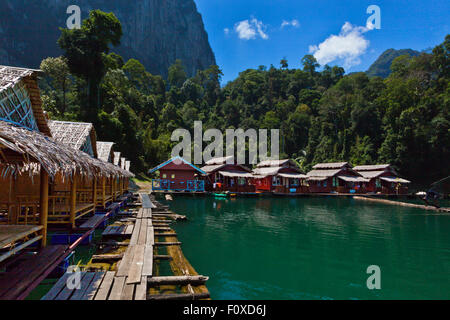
(102, 177), (106, 208)
(93, 177), (97, 210)
(70, 176), (77, 228)
(9, 175), (18, 224)
(39, 169), (49, 247)
(112, 177), (116, 201)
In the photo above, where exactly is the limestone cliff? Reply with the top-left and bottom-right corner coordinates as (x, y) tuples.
(0, 0), (216, 77)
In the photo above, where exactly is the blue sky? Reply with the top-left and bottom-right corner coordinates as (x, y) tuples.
(194, 0), (450, 84)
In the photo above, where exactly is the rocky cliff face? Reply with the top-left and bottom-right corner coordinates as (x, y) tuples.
(0, 0), (216, 77)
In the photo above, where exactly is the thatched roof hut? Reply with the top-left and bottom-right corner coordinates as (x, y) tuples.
(0, 120), (133, 179)
(0, 65), (51, 136)
(48, 120), (98, 158)
(97, 141), (114, 163)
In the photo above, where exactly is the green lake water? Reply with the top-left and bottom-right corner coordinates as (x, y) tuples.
(162, 196), (450, 300)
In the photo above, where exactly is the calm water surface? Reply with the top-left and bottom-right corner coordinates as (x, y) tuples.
(163, 196), (450, 300)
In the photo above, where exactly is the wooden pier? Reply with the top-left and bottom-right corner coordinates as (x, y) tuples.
(42, 193), (210, 300)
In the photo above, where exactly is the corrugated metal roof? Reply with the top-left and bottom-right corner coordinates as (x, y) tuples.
(380, 177), (411, 184)
(353, 164), (391, 171)
(358, 170), (386, 179)
(338, 176), (370, 182)
(201, 164), (227, 173)
(218, 171), (254, 178)
(256, 159), (291, 168)
(278, 173), (308, 179)
(253, 167), (282, 177)
(313, 162), (349, 169)
(307, 169), (342, 178)
(205, 156), (234, 165)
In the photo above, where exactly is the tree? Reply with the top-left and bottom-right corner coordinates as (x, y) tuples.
(280, 58), (288, 69)
(40, 56), (71, 114)
(301, 55), (320, 75)
(168, 59), (187, 88)
(58, 10), (123, 121)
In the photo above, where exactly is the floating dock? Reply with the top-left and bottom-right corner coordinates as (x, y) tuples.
(41, 193), (209, 300)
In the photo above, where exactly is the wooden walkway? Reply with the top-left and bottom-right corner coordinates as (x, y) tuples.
(42, 193), (209, 300)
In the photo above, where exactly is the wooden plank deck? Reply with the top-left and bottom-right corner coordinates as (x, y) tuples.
(78, 214), (106, 229)
(42, 193), (163, 300)
(0, 225), (43, 249)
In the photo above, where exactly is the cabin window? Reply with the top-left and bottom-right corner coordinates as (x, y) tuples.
(171, 174), (175, 179)
(332, 177), (338, 187)
(323, 180), (327, 187)
(291, 179), (299, 186)
(272, 176), (281, 186)
(238, 178), (246, 186)
(376, 179), (381, 188)
(162, 174), (167, 179)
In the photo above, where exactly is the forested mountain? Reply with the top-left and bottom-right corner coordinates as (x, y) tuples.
(366, 49), (420, 78)
(37, 10), (449, 185)
(0, 0), (215, 78)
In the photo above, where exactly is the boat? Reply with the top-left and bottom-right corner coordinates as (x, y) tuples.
(213, 192), (230, 198)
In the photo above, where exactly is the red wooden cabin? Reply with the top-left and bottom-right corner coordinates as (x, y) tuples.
(253, 159), (308, 193)
(306, 162), (368, 193)
(149, 157), (205, 192)
(201, 156), (255, 192)
(354, 164), (410, 194)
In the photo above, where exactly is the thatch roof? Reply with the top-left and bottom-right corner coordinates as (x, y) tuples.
(0, 65), (51, 136)
(125, 161), (130, 172)
(121, 157), (126, 170)
(97, 141), (114, 163)
(48, 120), (97, 157)
(0, 120), (132, 179)
(113, 152), (121, 166)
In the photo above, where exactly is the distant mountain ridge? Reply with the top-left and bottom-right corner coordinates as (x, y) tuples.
(366, 48), (421, 78)
(0, 0), (216, 78)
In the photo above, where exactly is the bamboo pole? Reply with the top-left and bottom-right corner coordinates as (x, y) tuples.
(111, 178), (116, 202)
(102, 177), (106, 208)
(39, 170), (49, 247)
(93, 177), (97, 210)
(9, 175), (18, 224)
(70, 177), (77, 228)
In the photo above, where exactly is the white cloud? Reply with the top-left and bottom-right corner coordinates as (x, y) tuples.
(224, 28), (230, 35)
(309, 22), (372, 69)
(281, 19), (300, 28)
(234, 18), (269, 40)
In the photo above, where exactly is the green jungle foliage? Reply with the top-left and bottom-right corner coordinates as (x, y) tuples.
(38, 10), (449, 185)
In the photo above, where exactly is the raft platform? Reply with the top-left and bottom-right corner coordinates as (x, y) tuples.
(0, 193), (132, 300)
(42, 193), (209, 300)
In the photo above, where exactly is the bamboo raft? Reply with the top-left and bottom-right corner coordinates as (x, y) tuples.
(42, 193), (209, 300)
(354, 196), (450, 213)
